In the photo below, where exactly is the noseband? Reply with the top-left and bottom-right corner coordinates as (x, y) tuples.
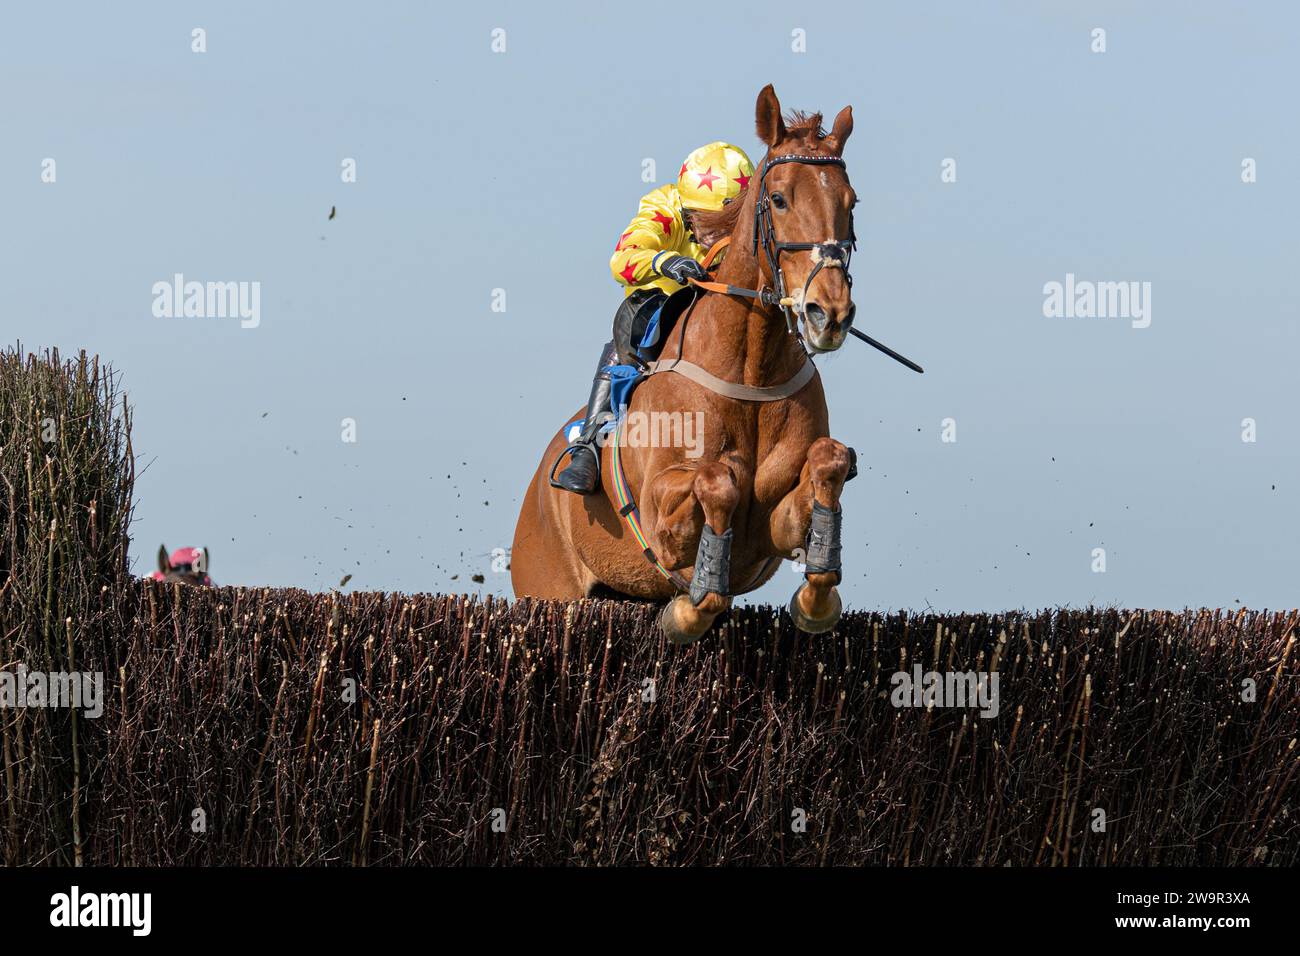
(752, 153), (856, 336)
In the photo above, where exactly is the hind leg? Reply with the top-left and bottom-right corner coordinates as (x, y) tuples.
(770, 437), (852, 633)
(512, 451), (598, 599)
(645, 461), (739, 644)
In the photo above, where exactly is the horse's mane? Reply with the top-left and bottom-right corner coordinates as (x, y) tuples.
(688, 111), (826, 249)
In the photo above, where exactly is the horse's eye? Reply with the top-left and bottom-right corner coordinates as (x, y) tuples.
(770, 192), (787, 210)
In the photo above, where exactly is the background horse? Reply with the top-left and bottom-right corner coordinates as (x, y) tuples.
(513, 84), (858, 644)
(151, 544), (214, 586)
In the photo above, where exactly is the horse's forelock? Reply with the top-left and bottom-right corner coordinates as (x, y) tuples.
(784, 110), (825, 140)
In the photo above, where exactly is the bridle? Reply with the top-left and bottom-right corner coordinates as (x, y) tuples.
(751, 153), (856, 337)
(687, 152), (855, 344)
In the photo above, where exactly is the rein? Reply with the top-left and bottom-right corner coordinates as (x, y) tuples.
(648, 233), (819, 403)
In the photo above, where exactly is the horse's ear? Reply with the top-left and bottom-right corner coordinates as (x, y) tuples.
(825, 105), (853, 154)
(755, 84), (786, 147)
(157, 544), (170, 574)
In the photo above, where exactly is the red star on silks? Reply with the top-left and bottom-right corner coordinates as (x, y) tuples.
(696, 166), (721, 191)
(651, 211), (674, 235)
(615, 230), (633, 251)
(735, 171), (751, 189)
(679, 162), (689, 178)
(619, 259), (637, 284)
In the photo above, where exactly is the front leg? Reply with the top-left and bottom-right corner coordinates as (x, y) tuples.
(645, 460), (739, 644)
(769, 437), (853, 633)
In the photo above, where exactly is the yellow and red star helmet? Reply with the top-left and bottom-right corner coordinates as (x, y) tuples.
(676, 142), (754, 212)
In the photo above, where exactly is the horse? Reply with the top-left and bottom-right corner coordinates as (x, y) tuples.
(513, 84), (858, 644)
(151, 544), (214, 586)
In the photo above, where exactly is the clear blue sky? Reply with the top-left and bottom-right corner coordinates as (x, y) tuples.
(4, 1), (1296, 611)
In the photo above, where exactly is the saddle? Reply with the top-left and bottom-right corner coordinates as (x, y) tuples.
(614, 286), (699, 368)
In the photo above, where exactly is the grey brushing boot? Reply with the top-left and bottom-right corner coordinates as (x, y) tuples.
(552, 341), (617, 495)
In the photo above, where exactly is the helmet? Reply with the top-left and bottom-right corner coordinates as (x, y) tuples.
(677, 142), (754, 212)
(169, 546), (204, 568)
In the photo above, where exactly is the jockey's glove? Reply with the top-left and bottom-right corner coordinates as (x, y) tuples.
(658, 255), (710, 286)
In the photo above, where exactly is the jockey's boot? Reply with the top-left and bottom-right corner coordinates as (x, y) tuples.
(554, 340), (617, 495)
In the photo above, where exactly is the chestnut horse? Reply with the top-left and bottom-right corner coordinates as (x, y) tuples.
(513, 85), (857, 643)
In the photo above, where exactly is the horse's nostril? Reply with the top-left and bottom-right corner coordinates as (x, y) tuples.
(843, 303), (856, 330)
(803, 303), (829, 329)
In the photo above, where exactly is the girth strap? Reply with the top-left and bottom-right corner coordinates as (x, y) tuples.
(643, 357), (817, 402)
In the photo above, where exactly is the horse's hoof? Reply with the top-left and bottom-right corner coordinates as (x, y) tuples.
(659, 595), (705, 646)
(788, 585), (842, 634)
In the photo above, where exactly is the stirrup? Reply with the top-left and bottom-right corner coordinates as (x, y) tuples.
(548, 443), (597, 490)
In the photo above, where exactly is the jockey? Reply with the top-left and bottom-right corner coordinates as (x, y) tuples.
(553, 141), (755, 495)
(151, 545), (214, 585)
